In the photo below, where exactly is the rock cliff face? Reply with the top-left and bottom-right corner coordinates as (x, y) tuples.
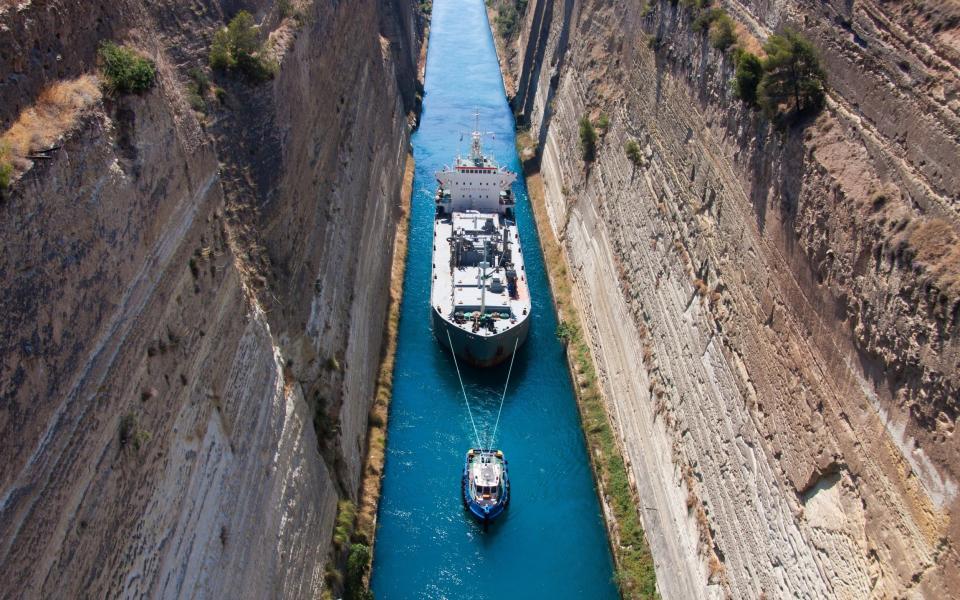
(0, 1), (420, 597)
(500, 0), (959, 597)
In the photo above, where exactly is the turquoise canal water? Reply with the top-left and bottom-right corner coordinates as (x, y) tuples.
(370, 1), (618, 597)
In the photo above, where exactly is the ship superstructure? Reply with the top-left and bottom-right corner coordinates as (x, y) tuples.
(430, 120), (530, 367)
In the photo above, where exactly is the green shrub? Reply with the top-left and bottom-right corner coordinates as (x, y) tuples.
(757, 29), (826, 119)
(0, 162), (11, 192)
(0, 144), (12, 193)
(556, 321), (574, 342)
(187, 68), (209, 112)
(333, 500), (356, 549)
(278, 0), (295, 18)
(345, 543), (371, 600)
(625, 140), (643, 168)
(692, 8), (722, 32)
(578, 115), (597, 163)
(733, 50), (763, 106)
(119, 413), (137, 445)
(708, 13), (737, 50)
(210, 11), (278, 82)
(98, 42), (156, 94)
(419, 0), (432, 15)
(596, 113), (610, 133)
(496, 3), (519, 38)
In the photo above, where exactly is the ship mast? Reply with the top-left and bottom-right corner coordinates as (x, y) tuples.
(471, 108), (483, 162)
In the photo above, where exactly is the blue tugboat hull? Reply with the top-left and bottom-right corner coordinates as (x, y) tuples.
(461, 450), (510, 525)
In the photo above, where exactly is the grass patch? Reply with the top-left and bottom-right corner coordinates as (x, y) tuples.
(493, 0), (528, 38)
(98, 42), (156, 94)
(526, 173), (657, 597)
(333, 500), (357, 549)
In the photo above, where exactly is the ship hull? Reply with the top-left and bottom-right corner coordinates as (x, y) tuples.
(432, 308), (530, 368)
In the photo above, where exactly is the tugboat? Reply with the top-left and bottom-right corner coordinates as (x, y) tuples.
(431, 114), (531, 367)
(462, 448), (510, 527)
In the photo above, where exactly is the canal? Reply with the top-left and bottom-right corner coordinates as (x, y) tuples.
(370, 0), (619, 597)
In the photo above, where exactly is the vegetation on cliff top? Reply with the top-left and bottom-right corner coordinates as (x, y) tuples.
(98, 42), (156, 94)
(210, 11), (278, 82)
(664, 0), (827, 123)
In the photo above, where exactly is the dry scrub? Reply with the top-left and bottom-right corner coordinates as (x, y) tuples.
(0, 75), (101, 181)
(345, 152), (415, 591)
(908, 218), (960, 299)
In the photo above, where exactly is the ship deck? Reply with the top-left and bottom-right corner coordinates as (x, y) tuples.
(431, 212), (531, 337)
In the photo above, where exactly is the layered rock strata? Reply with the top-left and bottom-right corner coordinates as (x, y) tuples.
(500, 0), (960, 597)
(0, 0), (421, 597)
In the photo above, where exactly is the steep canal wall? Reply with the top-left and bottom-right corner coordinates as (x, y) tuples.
(492, 0), (960, 597)
(0, 1), (422, 597)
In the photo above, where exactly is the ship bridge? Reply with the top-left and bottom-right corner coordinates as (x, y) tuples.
(434, 129), (517, 214)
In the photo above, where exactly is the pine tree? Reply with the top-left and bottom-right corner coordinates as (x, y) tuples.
(757, 29), (826, 118)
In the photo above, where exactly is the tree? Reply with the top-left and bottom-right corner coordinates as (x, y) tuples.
(210, 11), (277, 81)
(757, 29), (826, 118)
(733, 50), (763, 106)
(579, 116), (597, 163)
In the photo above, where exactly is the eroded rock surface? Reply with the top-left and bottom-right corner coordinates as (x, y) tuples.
(501, 0), (959, 597)
(0, 1), (421, 597)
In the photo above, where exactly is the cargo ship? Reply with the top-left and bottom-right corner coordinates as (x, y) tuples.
(430, 119), (530, 367)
